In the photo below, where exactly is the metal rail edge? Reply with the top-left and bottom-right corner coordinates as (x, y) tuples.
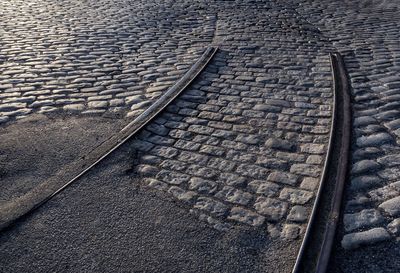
(292, 52), (351, 273)
(0, 46), (218, 231)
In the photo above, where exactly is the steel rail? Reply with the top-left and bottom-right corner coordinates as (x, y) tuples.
(315, 53), (351, 273)
(292, 52), (351, 273)
(0, 46), (218, 231)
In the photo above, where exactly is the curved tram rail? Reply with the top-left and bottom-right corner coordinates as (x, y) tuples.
(0, 46), (218, 231)
(292, 53), (352, 273)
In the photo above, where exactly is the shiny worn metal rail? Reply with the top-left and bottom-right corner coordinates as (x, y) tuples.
(0, 46), (218, 231)
(292, 52), (352, 273)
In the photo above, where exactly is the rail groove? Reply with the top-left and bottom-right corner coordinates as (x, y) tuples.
(0, 46), (218, 231)
(292, 52), (351, 273)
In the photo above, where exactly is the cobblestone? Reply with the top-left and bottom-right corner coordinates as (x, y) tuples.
(168, 186), (197, 203)
(387, 218), (400, 236)
(194, 197), (228, 217)
(266, 138), (296, 152)
(267, 171), (298, 186)
(287, 206), (309, 223)
(290, 164), (321, 178)
(254, 197), (288, 222)
(228, 207), (265, 227)
(145, 178), (168, 191)
(282, 224), (302, 240)
(341, 228), (391, 250)
(344, 209), (385, 232)
(188, 177), (217, 194)
(215, 186), (252, 206)
(279, 188), (314, 205)
(351, 175), (382, 191)
(248, 180), (281, 197)
(379, 196), (400, 217)
(351, 159), (381, 175)
(356, 133), (393, 148)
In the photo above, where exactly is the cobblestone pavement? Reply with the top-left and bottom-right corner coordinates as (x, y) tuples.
(0, 0), (334, 240)
(129, 0), (333, 242)
(293, 0), (400, 251)
(1, 0), (399, 272)
(0, 0), (335, 271)
(0, 0), (215, 124)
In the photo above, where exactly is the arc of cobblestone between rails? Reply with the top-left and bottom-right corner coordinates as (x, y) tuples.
(292, 53), (351, 273)
(0, 46), (218, 232)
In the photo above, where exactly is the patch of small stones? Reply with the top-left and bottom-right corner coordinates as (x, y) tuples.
(129, 0), (333, 241)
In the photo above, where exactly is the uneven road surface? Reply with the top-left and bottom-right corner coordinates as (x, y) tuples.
(0, 1), (399, 272)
